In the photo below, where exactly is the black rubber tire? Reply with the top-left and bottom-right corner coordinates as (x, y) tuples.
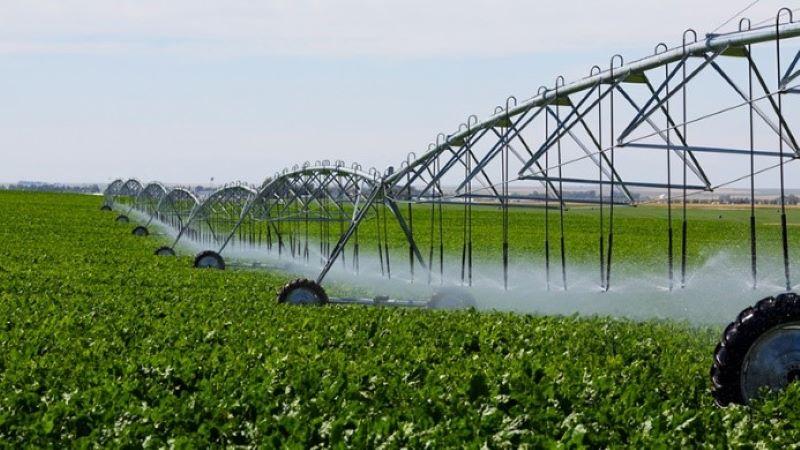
(115, 214), (129, 223)
(100, 204), (112, 211)
(193, 250), (225, 270)
(277, 278), (329, 305)
(711, 292), (800, 406)
(132, 226), (149, 237)
(427, 287), (477, 310)
(154, 246), (176, 256)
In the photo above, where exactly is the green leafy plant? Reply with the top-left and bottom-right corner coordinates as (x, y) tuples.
(1, 191), (799, 447)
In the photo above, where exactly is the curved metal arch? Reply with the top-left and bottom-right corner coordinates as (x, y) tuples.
(158, 187), (200, 217)
(119, 178), (144, 197)
(314, 16), (800, 288)
(147, 187), (199, 232)
(104, 179), (124, 196)
(135, 182), (168, 211)
(140, 181), (168, 198)
(102, 179), (124, 207)
(107, 178), (144, 213)
(169, 184), (258, 249)
(106, 12), (800, 296)
(199, 162), (397, 265)
(249, 164), (380, 215)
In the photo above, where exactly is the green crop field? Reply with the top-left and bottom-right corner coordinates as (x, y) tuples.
(356, 201), (800, 273)
(3, 190), (800, 447)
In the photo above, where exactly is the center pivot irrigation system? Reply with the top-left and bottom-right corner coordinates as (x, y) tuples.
(102, 9), (800, 405)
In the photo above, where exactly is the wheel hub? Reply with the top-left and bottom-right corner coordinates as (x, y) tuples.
(285, 287), (321, 305)
(197, 255), (221, 268)
(741, 323), (800, 401)
(155, 246), (176, 257)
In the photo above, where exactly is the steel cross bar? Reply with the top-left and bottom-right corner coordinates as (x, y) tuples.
(300, 171), (341, 216)
(485, 126), (565, 203)
(395, 138), (465, 194)
(395, 22), (800, 185)
(639, 78), (710, 185)
(520, 175), (708, 191)
(542, 105), (635, 202)
(613, 84), (710, 186)
(305, 178), (343, 220)
(261, 216), (350, 223)
(710, 56), (800, 153)
(622, 142), (789, 157)
(448, 145), (504, 199)
(519, 81), (620, 175)
(415, 146), (453, 198)
(617, 49), (725, 143)
(316, 183), (385, 284)
(456, 105), (546, 192)
(395, 153), (439, 192)
(317, 181), (352, 219)
(390, 125), (493, 188)
(332, 175), (359, 203)
(418, 112), (527, 197)
(454, 193), (631, 206)
(710, 53), (800, 155)
(417, 143), (501, 199)
(402, 142), (495, 198)
(497, 128), (561, 201)
(218, 192), (261, 253)
(781, 49), (800, 88)
(615, 55), (689, 142)
(171, 186), (255, 248)
(279, 177), (320, 214)
(531, 81), (611, 164)
(384, 197), (428, 271)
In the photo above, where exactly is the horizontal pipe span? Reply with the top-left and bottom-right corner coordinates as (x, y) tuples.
(259, 217), (353, 223)
(388, 21), (800, 185)
(520, 175), (709, 191)
(426, 193), (632, 206)
(622, 142), (791, 158)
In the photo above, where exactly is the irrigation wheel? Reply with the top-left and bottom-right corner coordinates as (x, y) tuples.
(100, 204), (112, 211)
(427, 287), (477, 310)
(277, 278), (328, 305)
(155, 246), (176, 256)
(132, 226), (149, 237)
(711, 292), (800, 406)
(193, 250), (225, 270)
(115, 214), (129, 223)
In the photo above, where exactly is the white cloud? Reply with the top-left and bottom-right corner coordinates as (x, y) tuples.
(0, 0), (793, 58)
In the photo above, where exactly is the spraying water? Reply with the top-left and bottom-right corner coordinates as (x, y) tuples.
(134, 209), (788, 326)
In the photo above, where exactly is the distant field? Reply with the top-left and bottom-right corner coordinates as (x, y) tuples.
(3, 191), (800, 446)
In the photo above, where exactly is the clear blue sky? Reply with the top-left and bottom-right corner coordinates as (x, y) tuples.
(1, 0), (796, 186)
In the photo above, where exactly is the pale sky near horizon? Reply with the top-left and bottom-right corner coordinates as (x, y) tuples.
(2, 0), (799, 186)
